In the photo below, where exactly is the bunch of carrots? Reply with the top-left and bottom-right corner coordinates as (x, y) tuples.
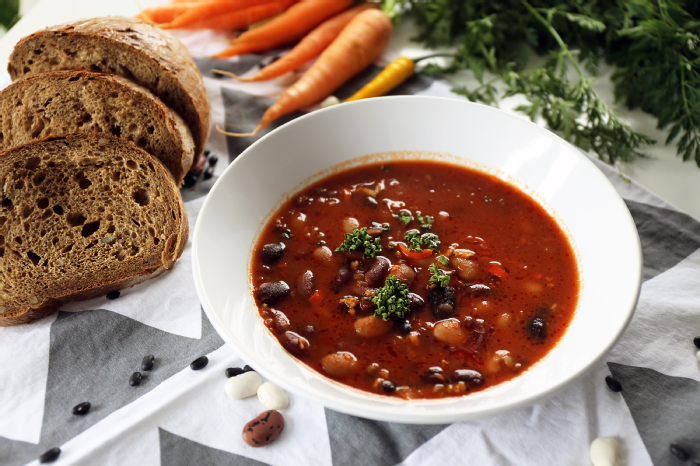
(138, 0), (412, 136)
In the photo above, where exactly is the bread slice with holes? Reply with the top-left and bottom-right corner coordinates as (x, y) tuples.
(0, 70), (194, 185)
(0, 133), (188, 326)
(8, 16), (210, 167)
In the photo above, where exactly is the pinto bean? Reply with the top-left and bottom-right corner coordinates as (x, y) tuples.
(282, 331), (310, 356)
(433, 318), (468, 345)
(257, 281), (290, 304)
(389, 263), (415, 286)
(354, 315), (393, 337)
(321, 352), (360, 377)
(297, 270), (314, 298)
(365, 256), (391, 287)
(331, 260), (352, 293)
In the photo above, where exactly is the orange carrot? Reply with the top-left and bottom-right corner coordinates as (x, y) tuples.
(180, 0), (296, 30)
(213, 3), (377, 82)
(161, 0), (284, 29)
(219, 8), (392, 136)
(213, 0), (352, 58)
(136, 4), (193, 24)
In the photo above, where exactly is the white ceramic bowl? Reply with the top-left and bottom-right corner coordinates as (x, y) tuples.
(192, 96), (642, 424)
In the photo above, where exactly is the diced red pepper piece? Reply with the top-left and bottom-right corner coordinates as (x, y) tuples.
(398, 243), (433, 259)
(487, 264), (509, 280)
(309, 289), (324, 305)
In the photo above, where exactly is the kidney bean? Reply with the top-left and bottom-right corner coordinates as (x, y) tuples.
(331, 260), (352, 293)
(282, 331), (310, 356)
(408, 293), (425, 310)
(271, 310), (290, 332)
(257, 281), (290, 304)
(261, 243), (285, 263)
(321, 351), (360, 377)
(365, 256), (391, 287)
(297, 270), (315, 298)
(242, 410), (284, 447)
(452, 369), (485, 386)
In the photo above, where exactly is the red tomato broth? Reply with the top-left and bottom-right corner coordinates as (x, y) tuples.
(251, 161), (580, 399)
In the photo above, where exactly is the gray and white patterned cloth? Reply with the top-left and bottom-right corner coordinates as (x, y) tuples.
(1, 33), (699, 466)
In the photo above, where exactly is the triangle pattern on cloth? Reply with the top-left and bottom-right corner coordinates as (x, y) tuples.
(624, 199), (700, 282)
(324, 409), (449, 466)
(159, 428), (270, 466)
(608, 362), (700, 465)
(0, 308), (223, 466)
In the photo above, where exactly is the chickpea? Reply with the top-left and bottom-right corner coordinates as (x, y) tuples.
(321, 352), (359, 377)
(342, 217), (360, 234)
(313, 246), (333, 263)
(290, 212), (306, 230)
(354, 315), (393, 337)
(433, 318), (467, 345)
(496, 312), (511, 328)
(450, 249), (479, 281)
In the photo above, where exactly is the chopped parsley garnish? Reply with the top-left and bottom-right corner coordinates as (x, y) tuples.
(335, 227), (382, 258)
(404, 230), (441, 252)
(416, 211), (434, 231)
(381, 222), (391, 231)
(429, 263), (451, 287)
(282, 229), (293, 239)
(381, 164), (392, 172)
(371, 276), (411, 320)
(437, 254), (450, 266)
(317, 240), (326, 246)
(484, 196), (491, 202)
(393, 209), (414, 227)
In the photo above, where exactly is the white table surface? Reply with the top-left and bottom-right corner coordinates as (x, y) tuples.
(3, 0), (700, 221)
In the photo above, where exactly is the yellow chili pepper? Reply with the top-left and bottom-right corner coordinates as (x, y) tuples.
(345, 56), (415, 102)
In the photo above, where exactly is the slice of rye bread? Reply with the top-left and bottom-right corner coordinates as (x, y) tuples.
(0, 133), (188, 326)
(0, 70), (194, 185)
(8, 16), (210, 167)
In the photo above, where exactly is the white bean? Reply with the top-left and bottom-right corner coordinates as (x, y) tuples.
(314, 246), (333, 263)
(342, 217), (360, 234)
(354, 315), (392, 337)
(433, 319), (467, 345)
(389, 264), (415, 286)
(257, 381), (289, 410)
(321, 352), (359, 377)
(224, 371), (262, 399)
(590, 437), (621, 466)
(451, 251), (480, 281)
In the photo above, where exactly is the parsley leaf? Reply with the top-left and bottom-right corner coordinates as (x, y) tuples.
(404, 230), (441, 252)
(335, 227), (382, 258)
(417, 211), (434, 230)
(429, 263), (451, 287)
(371, 276), (411, 320)
(282, 229), (293, 239)
(437, 254), (450, 266)
(393, 209), (414, 227)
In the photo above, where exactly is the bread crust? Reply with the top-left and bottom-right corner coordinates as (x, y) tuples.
(8, 16), (210, 167)
(0, 70), (194, 185)
(0, 133), (189, 327)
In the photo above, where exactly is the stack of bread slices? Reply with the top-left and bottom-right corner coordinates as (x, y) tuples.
(0, 16), (211, 326)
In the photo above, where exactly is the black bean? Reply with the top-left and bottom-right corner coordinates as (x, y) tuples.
(424, 367), (445, 384)
(190, 356), (209, 371)
(208, 155), (218, 167)
(452, 369), (485, 386)
(396, 319), (412, 334)
(381, 380), (396, 393)
(260, 243), (285, 263)
(204, 150), (211, 157)
(408, 293), (425, 311)
(427, 283), (456, 319)
(105, 290), (120, 300)
(331, 260), (352, 293)
(243, 365), (255, 373)
(365, 256), (391, 287)
(605, 375), (622, 392)
(129, 372), (142, 386)
(257, 281), (290, 303)
(202, 166), (214, 181)
(39, 447), (61, 463)
(529, 316), (546, 340)
(71, 402), (91, 415)
(225, 367), (245, 378)
(670, 442), (690, 461)
(694, 336), (700, 349)
(141, 355), (155, 371)
(182, 173), (197, 188)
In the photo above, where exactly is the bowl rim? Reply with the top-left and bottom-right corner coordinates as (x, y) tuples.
(192, 95), (642, 424)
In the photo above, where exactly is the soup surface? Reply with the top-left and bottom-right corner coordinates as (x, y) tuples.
(251, 161), (579, 399)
